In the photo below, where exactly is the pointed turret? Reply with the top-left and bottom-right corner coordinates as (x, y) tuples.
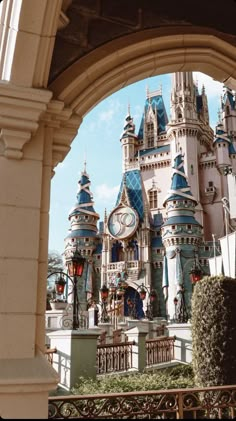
(163, 152), (197, 206)
(120, 106), (138, 173)
(137, 87), (168, 146)
(213, 122), (233, 169)
(221, 86), (236, 143)
(65, 163), (100, 248)
(196, 84), (209, 124)
(161, 153), (203, 320)
(63, 163), (101, 308)
(170, 72), (198, 122)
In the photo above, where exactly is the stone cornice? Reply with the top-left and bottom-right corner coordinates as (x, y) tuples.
(0, 82), (52, 159)
(0, 85), (82, 166)
(44, 100), (82, 171)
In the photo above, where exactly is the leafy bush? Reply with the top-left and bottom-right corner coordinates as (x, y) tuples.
(191, 275), (236, 387)
(72, 364), (194, 395)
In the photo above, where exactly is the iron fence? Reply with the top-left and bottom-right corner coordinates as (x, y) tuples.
(146, 336), (175, 366)
(96, 341), (134, 374)
(48, 384), (236, 419)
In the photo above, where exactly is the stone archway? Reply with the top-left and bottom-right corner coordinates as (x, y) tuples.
(1, 0), (236, 417)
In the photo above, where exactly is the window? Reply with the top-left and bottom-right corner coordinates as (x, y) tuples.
(187, 225), (192, 230)
(148, 136), (154, 147)
(147, 122), (154, 132)
(147, 122), (154, 147)
(209, 181), (213, 187)
(149, 190), (158, 209)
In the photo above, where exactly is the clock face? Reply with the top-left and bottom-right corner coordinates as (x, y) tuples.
(107, 205), (139, 240)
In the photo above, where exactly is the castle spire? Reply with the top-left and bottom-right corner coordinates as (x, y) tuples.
(170, 72), (197, 121)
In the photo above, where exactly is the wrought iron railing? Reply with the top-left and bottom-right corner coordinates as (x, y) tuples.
(48, 385), (236, 419)
(146, 336), (175, 366)
(96, 341), (134, 374)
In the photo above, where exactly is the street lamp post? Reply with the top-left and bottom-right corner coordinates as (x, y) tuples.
(99, 284), (110, 323)
(189, 250), (203, 284)
(137, 284), (157, 321)
(48, 249), (85, 330)
(65, 248), (86, 329)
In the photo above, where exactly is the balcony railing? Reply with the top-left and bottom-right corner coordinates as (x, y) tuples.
(48, 384), (236, 419)
(146, 336), (175, 366)
(45, 347), (57, 365)
(96, 341), (134, 374)
(107, 261), (142, 272)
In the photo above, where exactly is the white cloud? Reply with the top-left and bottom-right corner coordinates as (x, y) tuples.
(95, 183), (120, 202)
(98, 99), (122, 123)
(99, 108), (115, 122)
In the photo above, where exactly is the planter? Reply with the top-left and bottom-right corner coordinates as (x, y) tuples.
(50, 302), (67, 310)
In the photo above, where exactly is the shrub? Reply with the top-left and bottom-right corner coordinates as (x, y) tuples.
(191, 275), (236, 387)
(72, 364), (194, 395)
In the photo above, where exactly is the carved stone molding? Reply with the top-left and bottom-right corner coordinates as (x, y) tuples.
(0, 82), (52, 159)
(44, 100), (82, 171)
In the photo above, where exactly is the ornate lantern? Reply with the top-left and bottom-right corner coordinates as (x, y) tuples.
(150, 290), (157, 303)
(55, 274), (66, 295)
(189, 267), (202, 283)
(67, 249), (85, 277)
(100, 284), (109, 300)
(173, 296), (178, 307)
(139, 287), (146, 300)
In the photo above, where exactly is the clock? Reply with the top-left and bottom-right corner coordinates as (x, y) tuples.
(107, 205), (139, 240)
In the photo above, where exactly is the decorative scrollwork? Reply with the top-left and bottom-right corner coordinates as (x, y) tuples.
(49, 386), (236, 419)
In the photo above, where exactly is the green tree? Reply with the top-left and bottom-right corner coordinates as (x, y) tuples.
(191, 275), (236, 386)
(48, 250), (63, 274)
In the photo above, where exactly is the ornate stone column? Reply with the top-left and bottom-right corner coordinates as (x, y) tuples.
(0, 80), (81, 418)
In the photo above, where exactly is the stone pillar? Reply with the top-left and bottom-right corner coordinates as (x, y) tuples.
(88, 307), (99, 328)
(0, 83), (61, 418)
(47, 328), (101, 390)
(98, 322), (114, 343)
(126, 326), (148, 372)
(0, 80), (80, 418)
(167, 323), (192, 363)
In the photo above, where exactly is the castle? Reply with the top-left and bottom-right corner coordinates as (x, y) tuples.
(63, 71), (236, 321)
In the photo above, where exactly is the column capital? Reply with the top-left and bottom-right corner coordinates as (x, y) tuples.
(43, 100), (82, 170)
(0, 82), (52, 159)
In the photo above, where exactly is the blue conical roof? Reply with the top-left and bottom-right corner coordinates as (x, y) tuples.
(138, 93), (168, 139)
(120, 111), (137, 141)
(163, 153), (197, 206)
(222, 86), (235, 110)
(213, 123), (236, 154)
(68, 169), (99, 219)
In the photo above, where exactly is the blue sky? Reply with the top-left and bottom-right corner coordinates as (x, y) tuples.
(49, 72), (223, 256)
